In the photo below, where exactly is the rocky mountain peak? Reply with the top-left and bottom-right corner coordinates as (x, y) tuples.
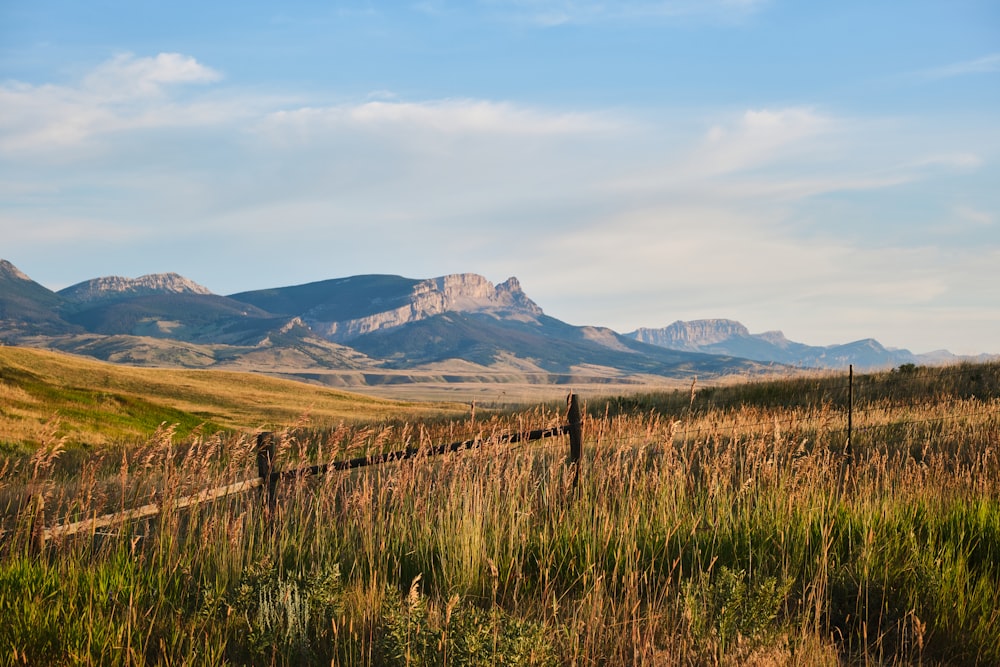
(59, 272), (214, 303)
(308, 273), (543, 342)
(497, 276), (523, 293)
(411, 273), (542, 320)
(757, 330), (790, 344)
(629, 319), (750, 351)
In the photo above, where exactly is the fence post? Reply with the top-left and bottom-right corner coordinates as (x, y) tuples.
(838, 365), (854, 497)
(256, 432), (277, 515)
(846, 364), (854, 462)
(567, 393), (583, 489)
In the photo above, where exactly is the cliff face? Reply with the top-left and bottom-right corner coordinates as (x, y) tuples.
(630, 319), (750, 351)
(59, 273), (214, 303)
(308, 273), (543, 342)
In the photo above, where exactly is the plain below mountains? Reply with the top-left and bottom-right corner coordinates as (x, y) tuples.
(0, 259), (982, 394)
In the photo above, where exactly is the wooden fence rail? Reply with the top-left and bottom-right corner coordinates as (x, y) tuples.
(32, 394), (583, 548)
(39, 478), (265, 544)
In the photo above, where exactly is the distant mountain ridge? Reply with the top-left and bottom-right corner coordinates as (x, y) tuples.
(59, 273), (212, 304)
(0, 259), (988, 391)
(626, 319), (982, 369)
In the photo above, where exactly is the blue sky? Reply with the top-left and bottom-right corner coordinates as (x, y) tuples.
(1, 0), (998, 355)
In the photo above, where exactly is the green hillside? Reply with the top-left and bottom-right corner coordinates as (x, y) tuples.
(0, 346), (465, 451)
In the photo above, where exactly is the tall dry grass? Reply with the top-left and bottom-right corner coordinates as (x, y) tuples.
(1, 364), (999, 665)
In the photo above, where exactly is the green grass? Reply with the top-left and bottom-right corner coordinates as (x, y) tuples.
(1, 362), (999, 664)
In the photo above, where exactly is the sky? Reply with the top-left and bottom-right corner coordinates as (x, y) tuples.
(1, 0), (998, 356)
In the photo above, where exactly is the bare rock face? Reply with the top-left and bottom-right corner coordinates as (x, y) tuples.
(59, 273), (214, 303)
(630, 319), (751, 351)
(310, 273), (543, 342)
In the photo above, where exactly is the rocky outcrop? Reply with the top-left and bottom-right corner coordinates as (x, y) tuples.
(59, 273), (214, 303)
(629, 319), (751, 351)
(309, 273), (543, 342)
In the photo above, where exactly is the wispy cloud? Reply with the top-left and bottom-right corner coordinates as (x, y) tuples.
(910, 153), (983, 170)
(0, 52), (621, 161)
(0, 53), (229, 157)
(2, 51), (996, 353)
(479, 0), (769, 25)
(696, 107), (836, 174)
(259, 99), (619, 137)
(919, 53), (1000, 79)
(954, 205), (995, 227)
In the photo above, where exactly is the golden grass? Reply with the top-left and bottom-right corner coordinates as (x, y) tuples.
(1, 363), (999, 664)
(0, 346), (468, 448)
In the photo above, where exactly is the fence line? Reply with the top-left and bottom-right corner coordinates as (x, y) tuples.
(26, 363), (1000, 549)
(38, 477), (264, 544)
(33, 395), (583, 548)
(650, 363), (1000, 440)
(650, 402), (1000, 441)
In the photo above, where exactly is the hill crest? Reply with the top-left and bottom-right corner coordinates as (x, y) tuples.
(59, 272), (214, 304)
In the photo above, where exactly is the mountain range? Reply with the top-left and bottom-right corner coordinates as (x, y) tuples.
(0, 259), (986, 393)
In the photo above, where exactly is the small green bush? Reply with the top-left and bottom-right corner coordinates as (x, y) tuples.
(378, 576), (556, 667)
(684, 566), (790, 652)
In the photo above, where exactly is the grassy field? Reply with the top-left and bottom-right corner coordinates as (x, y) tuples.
(0, 346), (468, 453)
(1, 360), (999, 665)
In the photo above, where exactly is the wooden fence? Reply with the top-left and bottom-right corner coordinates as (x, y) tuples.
(32, 394), (583, 549)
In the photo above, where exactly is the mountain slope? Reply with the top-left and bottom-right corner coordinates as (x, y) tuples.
(0, 260), (77, 335)
(350, 311), (761, 377)
(61, 293), (281, 344)
(229, 275), (423, 320)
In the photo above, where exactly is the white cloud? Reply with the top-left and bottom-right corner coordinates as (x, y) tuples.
(3, 53), (996, 354)
(501, 201), (992, 353)
(0, 53), (227, 156)
(608, 106), (859, 199)
(609, 107), (993, 209)
(259, 98), (618, 138)
(696, 107), (836, 174)
(82, 52), (222, 97)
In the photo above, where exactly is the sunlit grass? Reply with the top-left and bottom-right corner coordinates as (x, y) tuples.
(0, 346), (467, 449)
(1, 362), (999, 664)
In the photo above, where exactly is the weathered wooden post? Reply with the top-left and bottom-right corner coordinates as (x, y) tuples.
(256, 432), (277, 515)
(567, 393), (583, 490)
(846, 364), (854, 461)
(838, 365), (854, 497)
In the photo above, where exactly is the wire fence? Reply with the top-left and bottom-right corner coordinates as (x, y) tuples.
(634, 362), (1000, 446)
(29, 396), (584, 547)
(19, 361), (1000, 549)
